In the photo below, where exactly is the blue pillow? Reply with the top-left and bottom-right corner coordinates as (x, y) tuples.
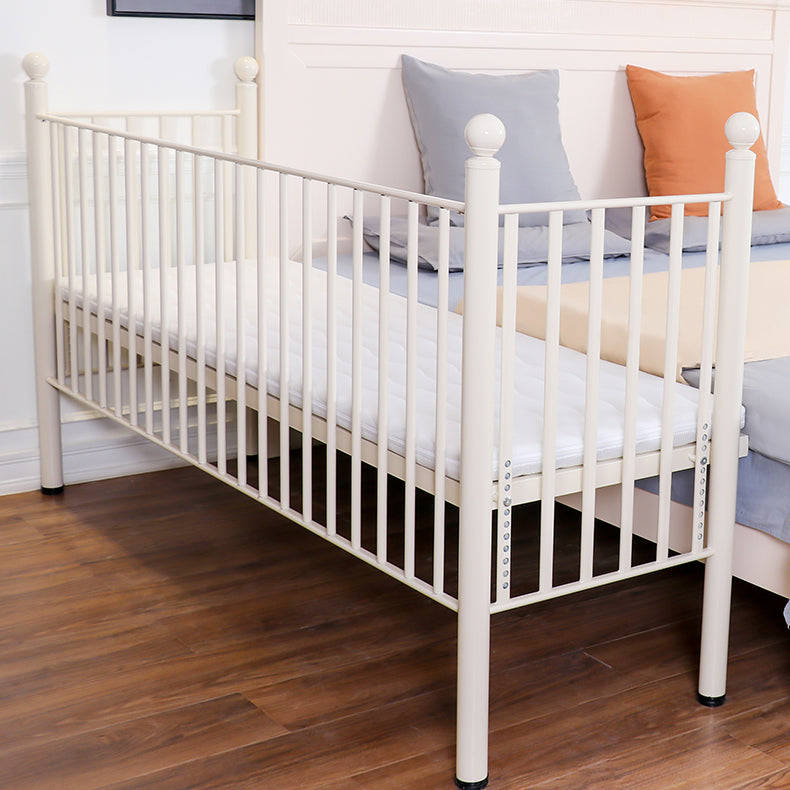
(401, 55), (585, 227)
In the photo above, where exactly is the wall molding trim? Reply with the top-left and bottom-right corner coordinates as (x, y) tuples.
(0, 416), (237, 497)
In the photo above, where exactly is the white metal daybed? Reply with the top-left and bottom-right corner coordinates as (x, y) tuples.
(22, 1), (784, 785)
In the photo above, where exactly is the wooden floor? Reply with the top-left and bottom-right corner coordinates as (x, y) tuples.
(1, 463), (789, 789)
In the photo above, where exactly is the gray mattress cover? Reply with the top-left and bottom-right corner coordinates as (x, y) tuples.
(639, 449), (790, 542)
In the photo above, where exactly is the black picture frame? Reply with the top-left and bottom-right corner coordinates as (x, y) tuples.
(107, 0), (253, 19)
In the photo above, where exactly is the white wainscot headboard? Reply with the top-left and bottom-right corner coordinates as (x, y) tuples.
(255, 0), (790, 203)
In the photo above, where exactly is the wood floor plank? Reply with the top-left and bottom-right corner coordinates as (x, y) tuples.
(100, 693), (456, 790)
(0, 466), (787, 789)
(527, 729), (785, 790)
(736, 768), (790, 788)
(0, 694), (284, 790)
(723, 697), (790, 766)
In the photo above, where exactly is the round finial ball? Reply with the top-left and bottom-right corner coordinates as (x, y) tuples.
(725, 112), (760, 149)
(465, 113), (506, 157)
(234, 56), (259, 83)
(23, 52), (49, 81)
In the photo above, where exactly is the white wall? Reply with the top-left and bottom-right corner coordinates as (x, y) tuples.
(2, 5), (790, 495)
(0, 1), (253, 494)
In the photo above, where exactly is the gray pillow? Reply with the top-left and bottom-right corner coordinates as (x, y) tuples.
(605, 205), (790, 253)
(401, 55), (585, 228)
(360, 216), (631, 272)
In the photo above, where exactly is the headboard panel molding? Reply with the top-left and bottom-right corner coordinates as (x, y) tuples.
(255, 0), (790, 201)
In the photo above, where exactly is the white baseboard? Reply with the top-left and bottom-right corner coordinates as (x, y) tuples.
(0, 414), (238, 497)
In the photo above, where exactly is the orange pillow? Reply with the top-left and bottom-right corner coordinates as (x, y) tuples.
(626, 65), (781, 220)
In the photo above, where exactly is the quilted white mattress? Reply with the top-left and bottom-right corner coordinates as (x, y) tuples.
(62, 259), (707, 482)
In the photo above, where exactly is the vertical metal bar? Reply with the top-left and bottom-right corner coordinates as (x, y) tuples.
(325, 184), (338, 535)
(195, 155), (207, 465)
(539, 210), (563, 592)
(51, 124), (65, 388)
(618, 205), (646, 571)
(279, 172), (290, 510)
(215, 158), (227, 476)
(376, 196), (391, 563)
(108, 134), (122, 417)
(403, 200), (419, 576)
(158, 145), (172, 445)
(176, 150), (188, 453)
(141, 141), (154, 434)
(124, 137), (139, 427)
(257, 168), (269, 499)
(432, 207), (450, 595)
(301, 178), (313, 522)
(93, 131), (108, 409)
(77, 128), (93, 402)
(656, 202), (685, 562)
(579, 207), (605, 582)
(350, 189), (364, 550)
(64, 126), (79, 395)
(691, 203), (721, 555)
(496, 212), (518, 605)
(235, 163), (247, 487)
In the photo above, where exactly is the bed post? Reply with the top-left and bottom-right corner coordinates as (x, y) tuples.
(455, 114), (504, 790)
(23, 53), (64, 495)
(698, 112), (758, 706)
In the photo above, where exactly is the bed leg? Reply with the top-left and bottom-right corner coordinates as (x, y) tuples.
(698, 113), (759, 708)
(24, 53), (64, 494)
(37, 388), (64, 495)
(698, 548), (732, 707)
(454, 114), (505, 790)
(455, 544), (491, 790)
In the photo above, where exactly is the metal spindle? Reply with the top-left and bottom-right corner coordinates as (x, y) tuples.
(141, 141), (154, 434)
(108, 134), (122, 416)
(64, 126), (79, 394)
(539, 210), (564, 591)
(432, 207), (450, 595)
(50, 123), (65, 387)
(404, 200), (418, 577)
(195, 155), (207, 465)
(215, 158), (227, 476)
(124, 137), (139, 426)
(692, 203), (722, 554)
(176, 150), (188, 453)
(93, 131), (108, 409)
(579, 207), (606, 582)
(301, 178), (313, 522)
(77, 128), (93, 401)
(325, 184), (338, 535)
(376, 196), (391, 563)
(496, 212), (518, 603)
(656, 202), (685, 561)
(279, 172), (290, 510)
(235, 162), (247, 487)
(618, 205), (646, 571)
(350, 188), (364, 550)
(257, 168), (269, 499)
(158, 144), (172, 445)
